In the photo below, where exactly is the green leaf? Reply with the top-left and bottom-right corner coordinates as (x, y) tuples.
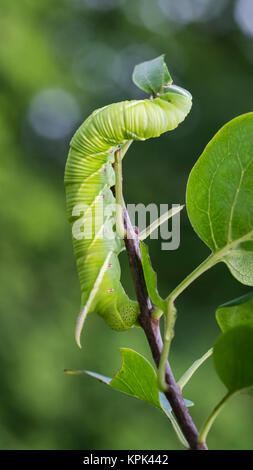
(186, 113), (253, 286)
(140, 242), (167, 312)
(66, 348), (193, 447)
(213, 325), (253, 394)
(110, 348), (161, 408)
(132, 55), (172, 96)
(199, 318), (253, 443)
(216, 291), (253, 332)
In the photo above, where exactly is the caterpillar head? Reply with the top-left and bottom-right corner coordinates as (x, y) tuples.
(160, 84), (192, 102)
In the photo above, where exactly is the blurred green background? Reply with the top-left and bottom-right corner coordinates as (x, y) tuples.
(1, 0), (253, 450)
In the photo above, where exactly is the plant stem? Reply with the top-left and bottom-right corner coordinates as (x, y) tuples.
(123, 206), (207, 450)
(157, 301), (176, 392)
(114, 149), (126, 239)
(178, 348), (213, 390)
(167, 253), (218, 304)
(167, 412), (189, 448)
(158, 254), (218, 394)
(198, 392), (233, 445)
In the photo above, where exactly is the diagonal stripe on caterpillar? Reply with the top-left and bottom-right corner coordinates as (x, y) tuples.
(64, 87), (192, 347)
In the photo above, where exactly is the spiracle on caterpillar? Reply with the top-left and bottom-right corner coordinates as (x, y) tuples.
(64, 55), (192, 347)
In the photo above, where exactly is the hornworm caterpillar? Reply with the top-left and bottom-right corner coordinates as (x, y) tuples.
(64, 59), (192, 347)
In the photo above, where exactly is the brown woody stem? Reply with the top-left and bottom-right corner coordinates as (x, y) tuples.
(123, 207), (207, 451)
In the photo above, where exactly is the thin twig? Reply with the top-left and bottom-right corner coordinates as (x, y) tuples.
(123, 207), (207, 451)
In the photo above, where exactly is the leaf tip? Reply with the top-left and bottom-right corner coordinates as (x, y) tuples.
(64, 369), (82, 375)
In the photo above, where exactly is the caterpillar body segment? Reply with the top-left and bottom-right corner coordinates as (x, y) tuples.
(65, 86), (192, 347)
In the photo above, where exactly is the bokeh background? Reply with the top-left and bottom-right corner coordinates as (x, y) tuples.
(1, 0), (253, 450)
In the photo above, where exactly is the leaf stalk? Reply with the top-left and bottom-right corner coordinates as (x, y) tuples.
(198, 392), (233, 444)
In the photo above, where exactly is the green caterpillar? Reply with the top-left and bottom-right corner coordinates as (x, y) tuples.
(64, 57), (192, 347)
